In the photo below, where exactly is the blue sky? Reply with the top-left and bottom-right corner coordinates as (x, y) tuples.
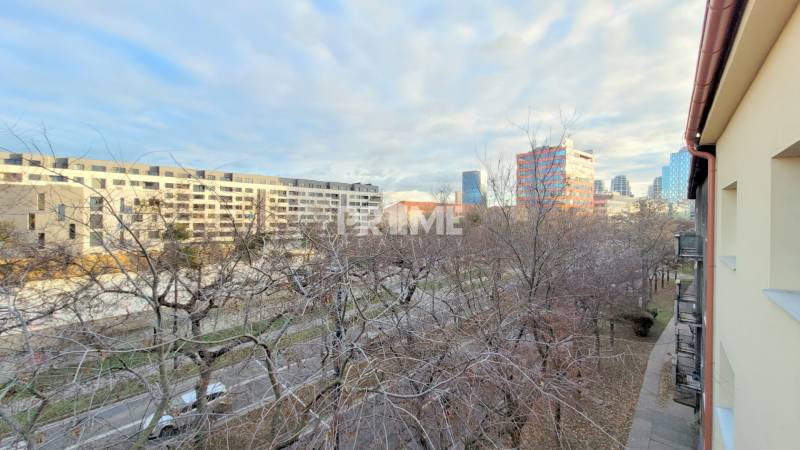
(0, 0), (704, 200)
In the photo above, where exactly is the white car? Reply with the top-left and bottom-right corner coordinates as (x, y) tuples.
(141, 382), (229, 439)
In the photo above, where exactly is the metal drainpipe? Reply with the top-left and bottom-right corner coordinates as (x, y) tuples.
(687, 141), (716, 450)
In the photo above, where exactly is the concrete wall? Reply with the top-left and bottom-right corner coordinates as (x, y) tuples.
(711, 3), (800, 449)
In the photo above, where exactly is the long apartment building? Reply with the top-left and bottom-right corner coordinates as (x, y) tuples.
(516, 138), (595, 211)
(0, 152), (382, 253)
(677, 1), (800, 449)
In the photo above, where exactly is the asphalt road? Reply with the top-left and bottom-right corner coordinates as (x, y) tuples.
(1, 275), (473, 449)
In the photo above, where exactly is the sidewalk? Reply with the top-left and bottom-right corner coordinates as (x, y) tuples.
(626, 317), (697, 449)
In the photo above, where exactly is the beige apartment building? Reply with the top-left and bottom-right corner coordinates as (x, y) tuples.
(0, 152), (382, 253)
(679, 0), (800, 449)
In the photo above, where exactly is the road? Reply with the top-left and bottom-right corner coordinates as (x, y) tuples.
(14, 341), (325, 450)
(1, 274), (478, 449)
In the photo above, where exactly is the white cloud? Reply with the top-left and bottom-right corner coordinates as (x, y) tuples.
(0, 0), (705, 201)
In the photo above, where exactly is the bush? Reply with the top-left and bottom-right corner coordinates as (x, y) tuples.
(621, 311), (656, 337)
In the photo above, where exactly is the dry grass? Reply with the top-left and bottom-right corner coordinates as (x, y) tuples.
(521, 288), (675, 450)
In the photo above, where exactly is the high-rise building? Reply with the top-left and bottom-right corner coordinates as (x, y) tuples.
(0, 152), (383, 253)
(593, 179), (606, 194)
(461, 170), (487, 206)
(611, 175), (632, 197)
(661, 147), (691, 202)
(648, 176), (663, 199)
(516, 138), (595, 210)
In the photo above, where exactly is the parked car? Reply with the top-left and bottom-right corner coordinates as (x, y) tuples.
(141, 382), (230, 439)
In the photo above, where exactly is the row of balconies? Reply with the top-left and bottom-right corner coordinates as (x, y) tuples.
(673, 238), (703, 410)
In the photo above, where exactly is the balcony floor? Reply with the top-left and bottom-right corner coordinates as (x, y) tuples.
(626, 317), (698, 450)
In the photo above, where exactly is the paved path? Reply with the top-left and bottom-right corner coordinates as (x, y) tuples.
(626, 317), (697, 450)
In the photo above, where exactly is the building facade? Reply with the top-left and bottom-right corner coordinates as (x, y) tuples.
(680, 1), (800, 449)
(383, 201), (463, 235)
(648, 176), (663, 200)
(610, 174), (632, 197)
(593, 179), (606, 194)
(0, 152), (382, 253)
(592, 192), (638, 217)
(516, 139), (595, 210)
(661, 147), (691, 202)
(461, 170), (487, 206)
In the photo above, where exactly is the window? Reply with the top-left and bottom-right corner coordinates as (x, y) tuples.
(74, 177), (85, 184)
(113, 179), (126, 186)
(129, 168), (140, 175)
(37, 233), (45, 248)
(89, 231), (103, 247)
(68, 223), (76, 239)
(72, 163), (84, 170)
(147, 230), (160, 239)
(716, 345), (735, 450)
(89, 214), (103, 229)
(56, 204), (66, 221)
(3, 155), (22, 165)
(90, 196), (103, 212)
(164, 171), (174, 177)
(91, 165), (106, 172)
(37, 193), (45, 210)
(720, 181), (737, 269)
(50, 175), (67, 182)
(113, 167), (126, 174)
(770, 145), (800, 289)
(129, 180), (140, 186)
(28, 174), (41, 181)
(92, 178), (106, 189)
(28, 213), (35, 230)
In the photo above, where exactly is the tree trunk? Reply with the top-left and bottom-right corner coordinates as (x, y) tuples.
(593, 316), (600, 355)
(653, 271), (658, 294)
(610, 320), (615, 350)
(553, 401), (562, 445)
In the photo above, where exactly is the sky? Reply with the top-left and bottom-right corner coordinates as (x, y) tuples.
(0, 0), (704, 202)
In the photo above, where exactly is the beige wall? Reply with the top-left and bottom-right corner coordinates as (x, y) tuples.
(0, 183), (88, 253)
(708, 2), (800, 449)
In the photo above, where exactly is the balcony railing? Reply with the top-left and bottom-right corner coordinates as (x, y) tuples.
(676, 327), (698, 355)
(676, 289), (701, 325)
(674, 385), (700, 410)
(676, 353), (701, 392)
(674, 232), (703, 259)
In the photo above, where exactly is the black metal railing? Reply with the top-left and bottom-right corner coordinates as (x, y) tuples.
(674, 385), (700, 410)
(674, 232), (703, 259)
(676, 289), (701, 325)
(676, 327), (697, 355)
(676, 353), (701, 392)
